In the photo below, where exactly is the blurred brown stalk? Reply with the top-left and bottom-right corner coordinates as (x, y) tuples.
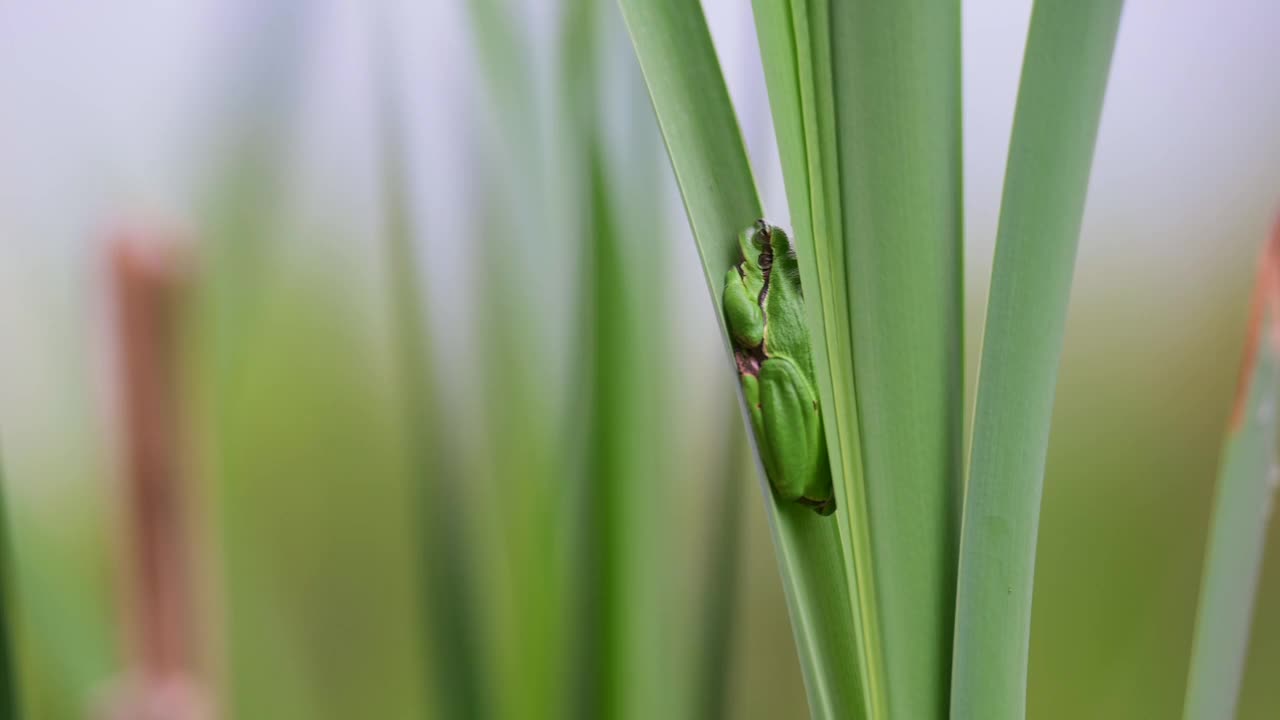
(98, 233), (210, 720)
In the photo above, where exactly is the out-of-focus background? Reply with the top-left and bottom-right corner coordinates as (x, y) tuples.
(0, 1), (1277, 718)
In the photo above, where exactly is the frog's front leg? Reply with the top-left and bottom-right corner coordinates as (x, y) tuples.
(723, 268), (764, 349)
(757, 357), (834, 514)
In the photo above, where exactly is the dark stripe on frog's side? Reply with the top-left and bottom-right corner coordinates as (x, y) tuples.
(729, 221), (775, 380)
(754, 219), (775, 311)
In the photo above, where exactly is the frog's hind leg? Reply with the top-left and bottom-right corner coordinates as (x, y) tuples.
(757, 358), (824, 504)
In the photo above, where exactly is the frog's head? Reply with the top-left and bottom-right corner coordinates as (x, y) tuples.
(755, 223), (802, 299)
(750, 220), (796, 258)
(745, 221), (772, 275)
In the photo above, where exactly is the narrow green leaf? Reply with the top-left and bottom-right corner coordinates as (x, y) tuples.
(615, 0), (758, 264)
(561, 0), (674, 716)
(826, 2), (966, 717)
(1182, 228), (1280, 720)
(695, 418), (748, 720)
(203, 3), (314, 389)
(469, 218), (564, 720)
(467, 0), (541, 180)
(571, 144), (627, 720)
(952, 2), (1124, 718)
(372, 18), (489, 720)
(198, 9), (347, 716)
(463, 1), (567, 716)
(569, 138), (673, 720)
(617, 0), (864, 715)
(0, 455), (18, 719)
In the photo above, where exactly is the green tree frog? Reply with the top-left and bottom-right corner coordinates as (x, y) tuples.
(722, 220), (834, 515)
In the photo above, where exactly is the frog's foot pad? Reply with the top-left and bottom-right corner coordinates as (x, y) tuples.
(733, 341), (768, 378)
(734, 347), (761, 377)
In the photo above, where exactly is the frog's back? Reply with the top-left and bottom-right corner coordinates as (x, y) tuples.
(760, 227), (816, 378)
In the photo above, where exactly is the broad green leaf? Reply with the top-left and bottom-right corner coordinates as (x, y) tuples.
(824, 2), (962, 712)
(754, 1), (967, 716)
(830, 2), (967, 717)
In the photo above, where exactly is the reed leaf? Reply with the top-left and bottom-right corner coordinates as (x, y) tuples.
(952, 2), (1125, 717)
(1182, 225), (1280, 720)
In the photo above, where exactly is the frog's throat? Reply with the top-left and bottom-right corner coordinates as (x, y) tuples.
(799, 495), (837, 516)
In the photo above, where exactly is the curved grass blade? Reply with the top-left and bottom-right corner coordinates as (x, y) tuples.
(570, 144), (626, 720)
(616, 0), (865, 715)
(568, 141), (675, 720)
(695, 418), (749, 720)
(0, 454), (17, 719)
(560, 1), (678, 716)
(1182, 223), (1280, 720)
(951, 2), (1125, 718)
(462, 0), (569, 715)
(372, 15), (490, 719)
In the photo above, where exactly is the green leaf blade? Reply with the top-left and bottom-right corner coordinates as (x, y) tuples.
(0, 456), (17, 719)
(1182, 228), (1280, 720)
(827, 2), (966, 717)
(616, 0), (759, 279)
(951, 2), (1125, 718)
(372, 21), (490, 719)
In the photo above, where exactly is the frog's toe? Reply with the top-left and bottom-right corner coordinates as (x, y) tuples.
(796, 495), (836, 516)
